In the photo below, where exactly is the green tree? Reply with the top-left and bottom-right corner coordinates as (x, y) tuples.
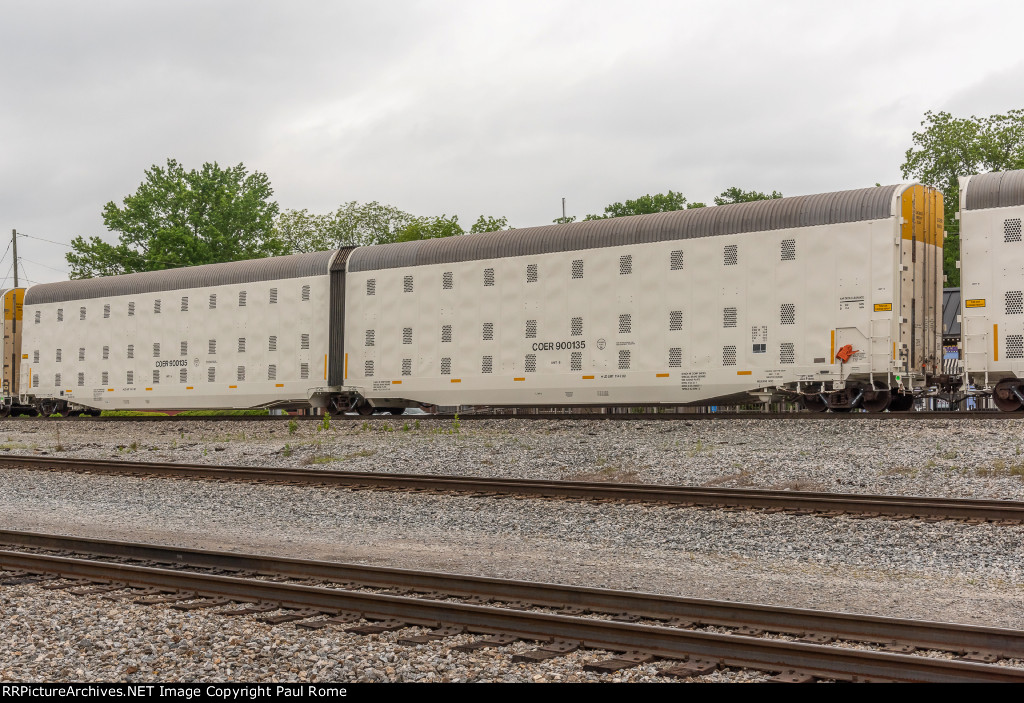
(275, 201), (415, 252)
(275, 208), (343, 253)
(713, 187), (783, 206)
(396, 214), (464, 242)
(552, 215), (577, 224)
(584, 190), (690, 220)
(67, 159), (283, 278)
(334, 201), (416, 247)
(901, 109), (1024, 286)
(469, 215), (513, 233)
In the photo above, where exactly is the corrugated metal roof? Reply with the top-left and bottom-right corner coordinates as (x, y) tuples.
(943, 287), (961, 338)
(348, 185), (905, 272)
(25, 250), (338, 305)
(964, 170), (1024, 210)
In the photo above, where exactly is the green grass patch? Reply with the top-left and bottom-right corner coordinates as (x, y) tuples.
(101, 410), (169, 417)
(976, 459), (1024, 478)
(342, 449), (376, 460)
(175, 409), (270, 416)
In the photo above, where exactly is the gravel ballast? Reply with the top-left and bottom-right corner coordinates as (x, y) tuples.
(3, 416), (1024, 500)
(0, 417), (1022, 681)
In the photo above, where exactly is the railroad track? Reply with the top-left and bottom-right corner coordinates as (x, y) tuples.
(2, 454), (1022, 524)
(0, 410), (1018, 421)
(1, 530), (1021, 682)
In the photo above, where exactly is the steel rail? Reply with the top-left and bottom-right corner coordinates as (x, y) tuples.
(2, 548), (1021, 682)
(2, 455), (1022, 523)
(3, 529), (1022, 661)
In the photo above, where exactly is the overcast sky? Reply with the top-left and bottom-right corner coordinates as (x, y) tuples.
(1, 0), (1022, 284)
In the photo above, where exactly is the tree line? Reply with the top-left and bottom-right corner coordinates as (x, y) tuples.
(66, 109), (1024, 283)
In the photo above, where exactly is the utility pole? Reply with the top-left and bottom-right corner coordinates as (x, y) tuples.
(7, 229), (16, 400)
(562, 198), (566, 222)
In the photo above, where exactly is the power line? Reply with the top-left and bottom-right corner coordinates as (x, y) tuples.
(18, 232), (198, 270)
(0, 259), (14, 291)
(16, 233), (74, 249)
(19, 257), (67, 274)
(0, 238), (12, 268)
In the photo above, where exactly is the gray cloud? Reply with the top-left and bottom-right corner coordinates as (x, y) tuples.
(1, 0), (1022, 283)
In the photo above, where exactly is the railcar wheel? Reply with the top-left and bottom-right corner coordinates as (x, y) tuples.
(37, 401), (60, 417)
(801, 394), (827, 413)
(386, 408), (405, 415)
(993, 380), (1024, 413)
(861, 385), (892, 413)
(355, 402), (374, 416)
(889, 393), (915, 412)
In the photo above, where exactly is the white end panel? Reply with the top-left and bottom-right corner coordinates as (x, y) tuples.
(961, 197), (1024, 379)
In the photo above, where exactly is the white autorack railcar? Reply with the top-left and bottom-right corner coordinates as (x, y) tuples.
(959, 169), (1024, 411)
(16, 252), (337, 415)
(340, 183), (944, 413)
(0, 181), (950, 416)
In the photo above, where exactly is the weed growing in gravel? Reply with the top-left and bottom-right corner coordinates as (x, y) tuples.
(976, 459), (1024, 478)
(303, 455), (338, 465)
(402, 422), (409, 432)
(687, 439), (712, 457)
(361, 421), (370, 432)
(318, 415), (331, 432)
(288, 420), (298, 435)
(343, 449), (376, 460)
(0, 442), (29, 450)
(432, 414), (462, 436)
(210, 432), (246, 443)
(414, 419), (420, 430)
(52, 426), (63, 453)
(283, 444), (293, 458)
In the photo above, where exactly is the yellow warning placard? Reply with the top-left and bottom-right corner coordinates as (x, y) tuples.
(965, 299), (986, 308)
(874, 303), (892, 312)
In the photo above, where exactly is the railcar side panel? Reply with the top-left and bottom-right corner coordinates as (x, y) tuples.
(20, 252), (337, 411)
(960, 170), (1024, 384)
(343, 210), (926, 408)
